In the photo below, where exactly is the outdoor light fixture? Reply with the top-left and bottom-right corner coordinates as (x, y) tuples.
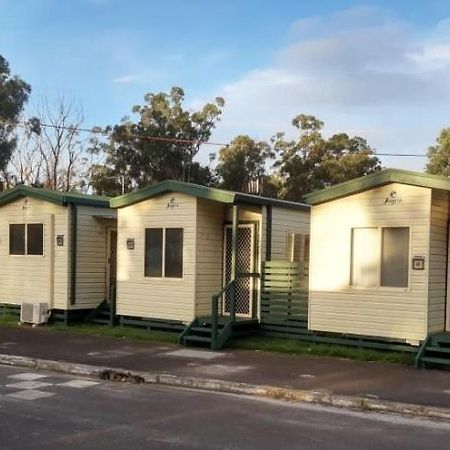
(127, 238), (135, 250)
(412, 256), (425, 270)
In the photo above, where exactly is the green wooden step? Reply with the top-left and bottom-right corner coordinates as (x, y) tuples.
(420, 356), (450, 365)
(425, 345), (450, 354)
(90, 318), (112, 325)
(183, 335), (212, 344)
(190, 327), (213, 334)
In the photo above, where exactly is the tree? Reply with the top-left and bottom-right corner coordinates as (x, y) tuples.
(0, 55), (31, 178)
(33, 96), (86, 191)
(274, 114), (381, 201)
(216, 135), (274, 193)
(426, 128), (450, 176)
(92, 87), (224, 194)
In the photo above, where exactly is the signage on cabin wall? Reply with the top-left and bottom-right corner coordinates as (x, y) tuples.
(166, 197), (180, 210)
(126, 238), (135, 250)
(412, 256), (425, 270)
(384, 191), (402, 205)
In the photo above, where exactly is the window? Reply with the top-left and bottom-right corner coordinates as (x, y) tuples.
(351, 227), (409, 288)
(145, 228), (183, 278)
(9, 224), (25, 255)
(9, 223), (44, 256)
(381, 227), (409, 287)
(287, 232), (310, 260)
(165, 228), (183, 278)
(145, 228), (163, 277)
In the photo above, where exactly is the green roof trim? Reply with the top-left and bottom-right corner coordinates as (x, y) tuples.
(0, 185), (111, 208)
(304, 169), (450, 205)
(110, 179), (309, 211)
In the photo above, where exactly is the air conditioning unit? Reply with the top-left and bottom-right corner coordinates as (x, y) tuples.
(20, 303), (49, 325)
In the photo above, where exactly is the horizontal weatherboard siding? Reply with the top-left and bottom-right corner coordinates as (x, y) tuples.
(309, 183), (432, 343)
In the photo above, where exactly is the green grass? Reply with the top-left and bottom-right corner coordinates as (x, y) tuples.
(0, 314), (20, 326)
(50, 323), (179, 344)
(0, 313), (179, 344)
(0, 313), (415, 365)
(231, 335), (415, 365)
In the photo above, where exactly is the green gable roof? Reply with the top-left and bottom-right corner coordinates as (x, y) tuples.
(304, 169), (450, 205)
(110, 179), (309, 211)
(0, 184), (111, 208)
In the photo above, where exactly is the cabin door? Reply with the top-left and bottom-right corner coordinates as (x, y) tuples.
(106, 229), (117, 303)
(223, 224), (255, 318)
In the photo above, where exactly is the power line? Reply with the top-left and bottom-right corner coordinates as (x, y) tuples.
(15, 120), (228, 147)
(12, 120), (429, 157)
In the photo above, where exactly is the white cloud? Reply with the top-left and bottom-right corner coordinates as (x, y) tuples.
(112, 74), (140, 84)
(199, 6), (450, 171)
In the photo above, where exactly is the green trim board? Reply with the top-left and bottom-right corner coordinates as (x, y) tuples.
(110, 179), (310, 211)
(304, 169), (450, 205)
(0, 184), (110, 208)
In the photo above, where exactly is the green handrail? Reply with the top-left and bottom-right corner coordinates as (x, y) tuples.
(211, 280), (235, 349)
(210, 273), (260, 349)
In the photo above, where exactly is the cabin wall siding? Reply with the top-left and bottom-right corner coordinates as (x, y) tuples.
(0, 197), (69, 309)
(271, 207), (310, 261)
(116, 193), (197, 323)
(195, 199), (224, 317)
(428, 189), (448, 333)
(72, 206), (116, 310)
(309, 183), (431, 343)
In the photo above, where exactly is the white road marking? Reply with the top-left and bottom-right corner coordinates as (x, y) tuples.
(6, 381), (53, 390)
(6, 390), (55, 401)
(58, 380), (99, 389)
(7, 372), (48, 381)
(163, 349), (225, 359)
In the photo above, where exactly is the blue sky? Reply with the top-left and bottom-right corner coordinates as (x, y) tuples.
(2, 0), (450, 170)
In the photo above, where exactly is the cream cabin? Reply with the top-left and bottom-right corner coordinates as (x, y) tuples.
(305, 169), (450, 356)
(110, 180), (310, 348)
(0, 185), (116, 322)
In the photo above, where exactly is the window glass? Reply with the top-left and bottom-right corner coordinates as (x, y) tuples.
(351, 228), (379, 288)
(165, 228), (183, 278)
(9, 224), (25, 255)
(381, 227), (409, 287)
(27, 224), (44, 255)
(145, 228), (163, 277)
(287, 232), (304, 262)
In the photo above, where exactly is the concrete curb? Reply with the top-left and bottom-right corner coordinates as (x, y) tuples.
(1, 353), (449, 422)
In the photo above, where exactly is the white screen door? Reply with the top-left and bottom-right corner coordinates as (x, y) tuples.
(223, 224), (255, 318)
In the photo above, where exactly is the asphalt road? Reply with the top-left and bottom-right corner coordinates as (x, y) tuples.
(0, 365), (449, 450)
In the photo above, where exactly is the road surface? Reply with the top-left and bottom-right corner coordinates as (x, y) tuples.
(0, 365), (448, 449)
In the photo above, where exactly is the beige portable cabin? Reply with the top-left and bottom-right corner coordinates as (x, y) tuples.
(110, 180), (310, 346)
(305, 169), (450, 352)
(0, 185), (117, 322)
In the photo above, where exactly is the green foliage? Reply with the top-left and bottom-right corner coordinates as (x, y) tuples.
(426, 128), (450, 176)
(216, 135), (274, 193)
(0, 54), (31, 173)
(90, 87), (224, 195)
(274, 114), (381, 201)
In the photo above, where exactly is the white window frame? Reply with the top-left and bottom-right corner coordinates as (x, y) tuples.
(144, 227), (184, 280)
(350, 226), (411, 290)
(8, 222), (45, 257)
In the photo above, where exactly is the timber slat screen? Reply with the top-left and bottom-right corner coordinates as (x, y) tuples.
(260, 261), (310, 337)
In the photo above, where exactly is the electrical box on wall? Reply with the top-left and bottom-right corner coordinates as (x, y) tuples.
(127, 238), (135, 250)
(56, 235), (64, 246)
